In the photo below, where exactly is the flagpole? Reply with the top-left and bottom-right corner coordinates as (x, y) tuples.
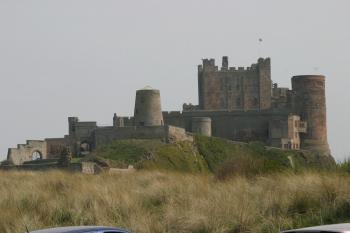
(258, 38), (263, 58)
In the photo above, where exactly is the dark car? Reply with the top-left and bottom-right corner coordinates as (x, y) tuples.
(26, 226), (131, 233)
(281, 223), (350, 233)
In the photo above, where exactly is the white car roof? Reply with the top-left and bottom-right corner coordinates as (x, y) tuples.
(282, 223), (350, 233)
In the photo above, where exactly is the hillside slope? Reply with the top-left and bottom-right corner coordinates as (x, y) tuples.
(89, 135), (335, 175)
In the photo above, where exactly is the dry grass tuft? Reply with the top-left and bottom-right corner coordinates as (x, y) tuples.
(1, 170), (350, 233)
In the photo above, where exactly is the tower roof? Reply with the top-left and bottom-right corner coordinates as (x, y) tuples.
(141, 85), (154, 90)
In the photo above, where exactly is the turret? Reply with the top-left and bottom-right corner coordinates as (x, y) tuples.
(134, 87), (164, 127)
(68, 117), (78, 136)
(113, 113), (117, 127)
(292, 75), (331, 156)
(257, 57), (272, 110)
(191, 117), (212, 137)
(222, 56), (228, 70)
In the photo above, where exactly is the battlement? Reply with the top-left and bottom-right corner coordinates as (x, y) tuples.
(258, 57), (270, 65)
(228, 66), (256, 71)
(199, 56), (270, 73)
(113, 115), (134, 127)
(162, 111), (182, 116)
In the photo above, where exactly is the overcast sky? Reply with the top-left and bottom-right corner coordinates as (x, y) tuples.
(0, 0), (349, 161)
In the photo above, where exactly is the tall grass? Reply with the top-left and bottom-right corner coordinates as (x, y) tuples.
(1, 170), (350, 233)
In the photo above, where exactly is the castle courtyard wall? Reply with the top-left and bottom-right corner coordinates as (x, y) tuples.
(93, 125), (192, 149)
(164, 110), (290, 144)
(7, 140), (47, 165)
(45, 138), (68, 159)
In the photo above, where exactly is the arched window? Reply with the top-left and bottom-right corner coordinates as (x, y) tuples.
(80, 142), (91, 155)
(32, 151), (42, 160)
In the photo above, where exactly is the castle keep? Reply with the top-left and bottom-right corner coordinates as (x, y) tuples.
(7, 57), (331, 165)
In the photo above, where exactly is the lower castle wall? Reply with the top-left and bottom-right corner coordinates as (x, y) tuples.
(7, 140), (47, 165)
(93, 125), (192, 149)
(163, 110), (290, 144)
(45, 138), (68, 159)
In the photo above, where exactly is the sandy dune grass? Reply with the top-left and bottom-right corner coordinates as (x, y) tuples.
(0, 170), (350, 233)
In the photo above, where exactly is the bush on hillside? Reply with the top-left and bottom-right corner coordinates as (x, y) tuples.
(195, 135), (292, 178)
(215, 154), (264, 180)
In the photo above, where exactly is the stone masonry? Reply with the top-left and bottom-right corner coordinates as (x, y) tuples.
(6, 57), (332, 165)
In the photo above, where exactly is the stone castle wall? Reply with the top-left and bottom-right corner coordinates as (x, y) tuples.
(198, 57), (271, 111)
(93, 125), (192, 149)
(45, 138), (68, 159)
(163, 110), (291, 144)
(7, 140), (47, 165)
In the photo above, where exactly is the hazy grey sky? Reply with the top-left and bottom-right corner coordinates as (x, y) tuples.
(1, 0), (349, 161)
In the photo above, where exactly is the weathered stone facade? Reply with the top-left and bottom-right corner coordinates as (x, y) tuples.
(7, 140), (47, 165)
(164, 57), (330, 157)
(7, 57), (332, 165)
(198, 57), (271, 111)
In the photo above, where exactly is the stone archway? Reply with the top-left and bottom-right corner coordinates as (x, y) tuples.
(31, 150), (42, 161)
(79, 141), (91, 155)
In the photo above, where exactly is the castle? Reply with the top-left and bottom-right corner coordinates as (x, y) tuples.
(7, 57), (331, 165)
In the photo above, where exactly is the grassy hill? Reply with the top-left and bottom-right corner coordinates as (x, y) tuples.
(91, 139), (209, 172)
(88, 135), (335, 178)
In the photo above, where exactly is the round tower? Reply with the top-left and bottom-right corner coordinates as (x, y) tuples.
(191, 117), (212, 137)
(292, 75), (331, 156)
(134, 87), (164, 127)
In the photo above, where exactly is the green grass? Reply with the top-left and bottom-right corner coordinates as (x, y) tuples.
(94, 139), (209, 172)
(90, 136), (335, 177)
(195, 136), (293, 178)
(195, 135), (335, 176)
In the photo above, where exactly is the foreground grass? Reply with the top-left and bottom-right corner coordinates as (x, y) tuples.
(1, 171), (350, 233)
